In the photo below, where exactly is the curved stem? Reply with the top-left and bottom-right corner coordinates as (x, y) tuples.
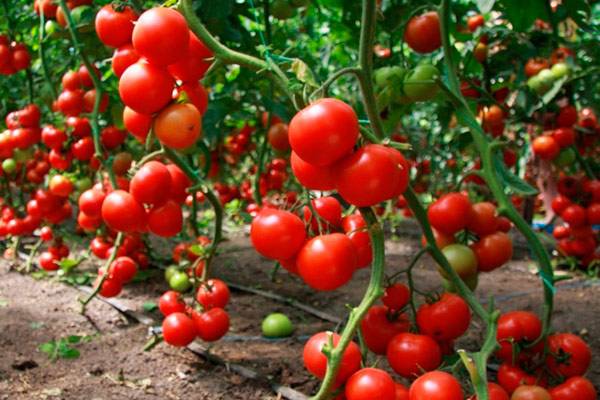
(310, 67), (362, 99)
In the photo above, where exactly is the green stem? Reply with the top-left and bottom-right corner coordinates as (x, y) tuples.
(38, 11), (58, 99)
(311, 67), (362, 99)
(25, 69), (34, 104)
(22, 238), (43, 274)
(571, 145), (596, 180)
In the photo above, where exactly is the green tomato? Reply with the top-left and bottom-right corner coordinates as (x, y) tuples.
(13, 148), (32, 163)
(71, 5), (94, 25)
(403, 64), (440, 102)
(261, 313), (294, 338)
(75, 177), (92, 192)
(553, 147), (576, 167)
(45, 20), (61, 38)
(165, 265), (180, 283)
(169, 271), (192, 293)
(439, 244), (478, 279)
(2, 158), (16, 174)
(374, 66), (406, 88)
(271, 0), (296, 19)
(537, 68), (555, 90)
(442, 272), (479, 293)
(550, 62), (570, 80)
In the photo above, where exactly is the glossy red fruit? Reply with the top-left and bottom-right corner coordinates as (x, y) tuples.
(409, 371), (463, 400)
(290, 151), (336, 190)
(162, 312), (197, 347)
(382, 283), (410, 310)
(192, 307), (229, 342)
(416, 293), (471, 341)
(95, 5), (138, 48)
(360, 305), (410, 355)
(546, 333), (591, 378)
(101, 190), (146, 233)
(386, 333), (441, 378)
(108, 256), (137, 283)
(250, 209), (306, 260)
(404, 12), (441, 54)
(549, 377), (597, 400)
(303, 332), (361, 384)
(167, 32), (212, 82)
(132, 8), (189, 66)
(196, 279), (230, 310)
(130, 161), (172, 206)
(112, 44), (140, 78)
(427, 193), (473, 235)
(561, 205), (587, 228)
(119, 61), (175, 114)
(345, 368), (396, 400)
(159, 290), (186, 316)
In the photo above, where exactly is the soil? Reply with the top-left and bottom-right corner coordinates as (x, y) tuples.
(0, 232), (598, 399)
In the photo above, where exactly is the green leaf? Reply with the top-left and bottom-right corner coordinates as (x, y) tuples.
(494, 156), (538, 196)
(39, 342), (56, 355)
(291, 59), (319, 88)
(58, 258), (79, 273)
(66, 335), (82, 344)
(142, 302), (158, 312)
(500, 0), (547, 31)
(476, 0), (496, 14)
(59, 348), (80, 359)
(541, 76), (569, 104)
(188, 244), (207, 257)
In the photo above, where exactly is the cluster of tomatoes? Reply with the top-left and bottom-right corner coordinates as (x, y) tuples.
(0, 35), (30, 75)
(1, 104), (42, 175)
(552, 176), (600, 265)
(34, 0), (92, 24)
(223, 124), (255, 159)
(525, 49), (573, 96)
(55, 65), (107, 117)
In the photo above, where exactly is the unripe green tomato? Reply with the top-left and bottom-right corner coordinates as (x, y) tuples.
(169, 271), (192, 292)
(165, 265), (180, 283)
(442, 272), (479, 293)
(290, 0), (310, 7)
(403, 64), (440, 102)
(374, 66), (406, 88)
(553, 147), (576, 167)
(75, 177), (92, 192)
(439, 244), (478, 279)
(2, 158), (17, 174)
(261, 313), (294, 338)
(271, 0), (296, 19)
(550, 62), (570, 80)
(45, 20), (61, 38)
(13, 148), (32, 163)
(537, 69), (555, 87)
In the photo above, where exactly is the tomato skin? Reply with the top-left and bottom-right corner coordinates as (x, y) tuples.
(97, 277), (122, 298)
(166, 164), (191, 204)
(428, 193), (473, 235)
(119, 61), (175, 114)
(408, 371), (463, 400)
(303, 332), (362, 385)
(162, 312), (197, 347)
(360, 305), (410, 354)
(290, 151), (336, 190)
(178, 82), (209, 115)
(546, 333), (591, 378)
(39, 251), (59, 271)
(303, 196), (342, 231)
(159, 290), (186, 316)
(100, 126), (126, 149)
(132, 8), (189, 66)
(267, 123), (290, 151)
(192, 307), (229, 342)
(532, 136), (560, 160)
(496, 311), (542, 363)
(416, 293), (471, 341)
(112, 44), (140, 78)
(440, 244), (478, 279)
(395, 383), (410, 400)
(525, 58), (550, 77)
(497, 363), (538, 394)
(587, 203), (600, 225)
(195, 279), (230, 309)
(288, 98), (359, 167)
(250, 209), (306, 260)
(167, 32), (212, 82)
(123, 106), (152, 143)
(71, 137), (94, 161)
(511, 385), (551, 400)
(154, 103), (202, 150)
(101, 190), (146, 233)
(297, 233), (358, 291)
(148, 200), (183, 237)
(108, 256), (137, 283)
(552, 128), (575, 148)
(130, 161), (172, 207)
(560, 205), (586, 228)
(404, 12), (441, 54)
(549, 377), (597, 400)
(472, 232), (513, 272)
(467, 14), (485, 32)
(382, 283), (410, 310)
(386, 333), (442, 378)
(469, 383), (509, 400)
(551, 195), (571, 214)
(78, 188), (105, 218)
(95, 5), (137, 48)
(49, 175), (73, 197)
(467, 202), (498, 236)
(345, 368), (396, 400)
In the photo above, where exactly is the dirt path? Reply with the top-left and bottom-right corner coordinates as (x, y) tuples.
(0, 234), (598, 399)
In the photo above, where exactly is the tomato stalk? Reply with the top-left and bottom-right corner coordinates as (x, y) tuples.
(38, 11), (57, 99)
(21, 238), (43, 274)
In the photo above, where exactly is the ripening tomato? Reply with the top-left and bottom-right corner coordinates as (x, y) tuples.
(428, 193), (473, 235)
(119, 61), (175, 114)
(177, 81), (209, 115)
(360, 305), (410, 355)
(525, 58), (550, 77)
(303, 196), (342, 231)
(101, 190), (146, 233)
(250, 208), (306, 260)
(467, 202), (498, 236)
(409, 371), (463, 400)
(95, 5), (138, 48)
(532, 136), (560, 160)
(549, 377), (597, 400)
(162, 312), (196, 347)
(71, 137), (95, 161)
(303, 331), (361, 385)
(49, 175), (73, 197)
(472, 232), (513, 272)
(108, 256), (137, 283)
(556, 105), (578, 128)
(386, 333), (441, 378)
(96, 277), (122, 298)
(166, 164), (191, 204)
(66, 116), (91, 138)
(417, 293), (471, 341)
(297, 233), (358, 291)
(511, 385), (551, 400)
(267, 123), (290, 151)
(468, 383), (509, 400)
(154, 103), (202, 149)
(132, 8), (189, 66)
(100, 126), (126, 150)
(345, 368), (396, 400)
(130, 161), (172, 206)
(41, 126), (67, 150)
(441, 244), (478, 280)
(557, 176), (579, 197)
(196, 279), (230, 310)
(496, 311), (542, 363)
(57, 89), (84, 116)
(167, 32), (212, 82)
(78, 188), (105, 218)
(546, 333), (591, 378)
(288, 98), (359, 167)
(587, 203), (600, 225)
(290, 151), (336, 190)
(404, 12), (441, 54)
(192, 307), (229, 342)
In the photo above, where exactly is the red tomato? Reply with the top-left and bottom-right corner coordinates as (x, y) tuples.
(467, 202), (498, 236)
(39, 226), (53, 241)
(49, 175), (73, 197)
(347, 228), (373, 268)
(66, 116), (91, 138)
(112, 44), (140, 78)
(496, 311), (542, 363)
(290, 151), (336, 190)
(108, 256), (137, 283)
(148, 200), (183, 237)
(96, 277), (122, 298)
(382, 283), (410, 310)
(56, 89), (84, 116)
(95, 5), (138, 48)
(154, 103), (202, 150)
(71, 137), (95, 161)
(288, 98), (359, 167)
(132, 8), (189, 66)
(267, 123), (290, 151)
(345, 368), (396, 400)
(532, 136), (560, 160)
(467, 14), (485, 32)
(119, 61), (175, 114)
(556, 105), (578, 128)
(469, 383), (510, 400)
(250, 208), (306, 260)
(549, 377), (597, 400)
(511, 386), (551, 400)
(166, 164), (191, 204)
(303, 331), (361, 385)
(39, 251), (59, 271)
(553, 128), (575, 148)
(78, 188), (105, 218)
(546, 333), (591, 378)
(167, 31), (212, 82)
(130, 161), (172, 206)
(159, 290), (186, 316)
(417, 293), (471, 341)
(100, 126), (126, 150)
(178, 81), (209, 115)
(409, 371), (463, 400)
(395, 383), (409, 400)
(427, 193), (473, 235)
(101, 190), (146, 233)
(472, 232), (513, 272)
(551, 195), (571, 214)
(192, 308), (229, 342)
(525, 58), (549, 77)
(303, 196), (342, 231)
(386, 333), (441, 378)
(360, 305), (410, 355)
(404, 12), (441, 54)
(196, 279), (230, 309)
(162, 312), (196, 347)
(587, 203), (600, 225)
(561, 205), (587, 228)
(297, 233), (358, 291)
(78, 211), (102, 232)
(123, 106), (152, 142)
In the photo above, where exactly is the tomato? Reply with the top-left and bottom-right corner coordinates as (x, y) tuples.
(159, 290), (186, 316)
(421, 228), (456, 249)
(467, 202), (498, 236)
(119, 61), (175, 114)
(169, 271), (191, 292)
(39, 251), (59, 271)
(71, 137), (94, 161)
(404, 12), (441, 54)
(154, 103), (202, 149)
(196, 279), (230, 309)
(95, 4), (137, 48)
(177, 81), (209, 115)
(303, 196), (342, 231)
(472, 232), (513, 272)
(101, 190), (146, 233)
(112, 44), (140, 78)
(290, 151), (336, 190)
(552, 128), (575, 148)
(78, 211), (101, 231)
(441, 244), (478, 279)
(100, 126), (126, 150)
(165, 164), (191, 204)
(147, 200), (183, 237)
(303, 331), (361, 385)
(396, 383), (409, 400)
(360, 305), (409, 354)
(297, 233), (358, 291)
(96, 277), (122, 298)
(409, 371), (463, 400)
(49, 175), (73, 197)
(561, 205), (586, 228)
(417, 293), (470, 341)
(267, 123), (290, 151)
(336, 144), (409, 207)
(56, 89), (84, 116)
(123, 106), (152, 142)
(496, 311), (542, 363)
(39, 226), (53, 241)
(428, 193), (473, 235)
(525, 58), (550, 78)
(469, 383), (509, 400)
(587, 203), (600, 225)
(108, 256), (137, 283)
(556, 105), (578, 128)
(110, 152), (132, 176)
(511, 385), (551, 400)
(382, 283), (410, 310)
(549, 377), (597, 400)
(162, 312), (196, 347)
(532, 136), (560, 160)
(66, 116), (91, 138)
(167, 32), (212, 82)
(261, 313), (294, 338)
(130, 161), (172, 206)
(386, 333), (441, 378)
(345, 368), (396, 400)
(551, 47), (574, 65)
(250, 208), (306, 260)
(192, 307), (229, 342)
(497, 364), (538, 394)
(557, 176), (579, 197)
(474, 42), (488, 63)
(132, 8), (189, 66)
(78, 188), (105, 218)
(551, 195), (571, 214)
(288, 98), (359, 167)
(546, 333), (591, 378)
(467, 14), (485, 32)
(403, 64), (440, 102)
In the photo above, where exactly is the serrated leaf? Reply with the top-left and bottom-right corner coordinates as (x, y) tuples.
(476, 0), (496, 14)
(142, 302), (158, 312)
(291, 59), (318, 88)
